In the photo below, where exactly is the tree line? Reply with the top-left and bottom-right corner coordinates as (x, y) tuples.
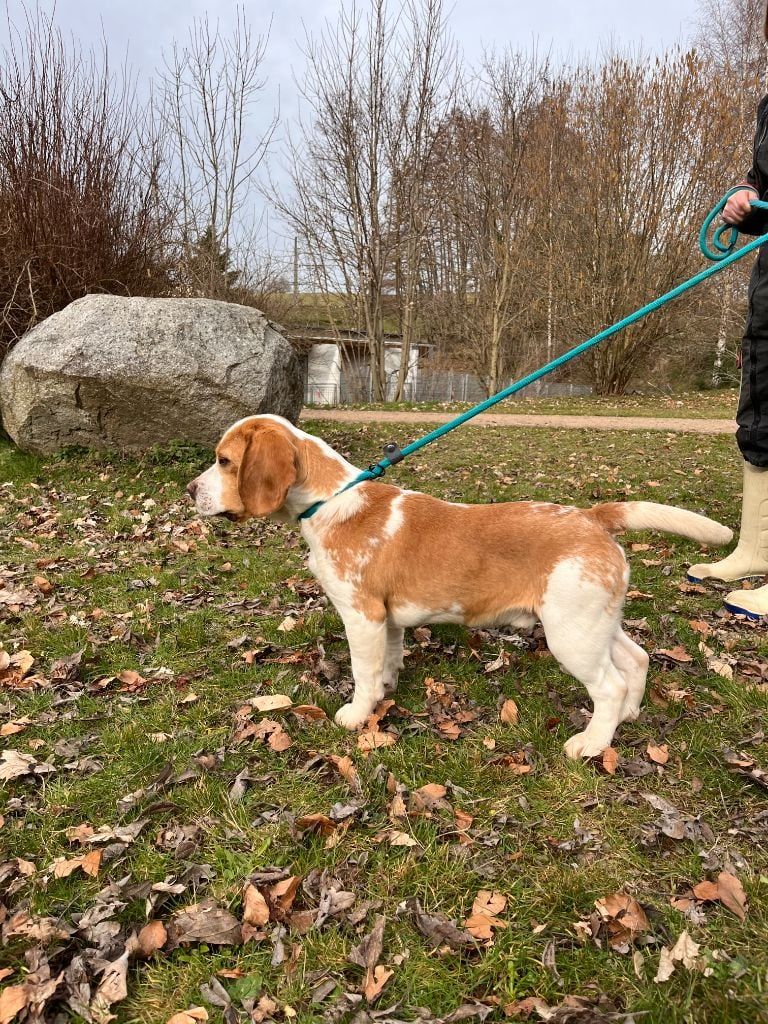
(0, 0), (765, 395)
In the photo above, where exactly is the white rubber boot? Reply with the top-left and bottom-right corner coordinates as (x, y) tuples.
(724, 582), (768, 620)
(688, 462), (768, 582)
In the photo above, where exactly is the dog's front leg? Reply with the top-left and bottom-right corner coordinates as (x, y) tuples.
(383, 623), (405, 695)
(335, 610), (387, 730)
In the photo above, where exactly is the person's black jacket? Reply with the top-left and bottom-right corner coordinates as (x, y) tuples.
(737, 93), (768, 235)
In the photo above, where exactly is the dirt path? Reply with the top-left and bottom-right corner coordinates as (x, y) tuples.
(301, 408), (735, 435)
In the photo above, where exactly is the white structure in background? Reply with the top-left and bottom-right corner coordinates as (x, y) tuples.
(306, 343), (342, 404)
(291, 329), (424, 405)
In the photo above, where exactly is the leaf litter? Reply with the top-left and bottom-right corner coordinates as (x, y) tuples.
(1, 432), (767, 1022)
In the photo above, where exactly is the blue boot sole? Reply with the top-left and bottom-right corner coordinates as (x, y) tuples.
(723, 600), (764, 620)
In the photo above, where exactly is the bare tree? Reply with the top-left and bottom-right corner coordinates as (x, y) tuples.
(465, 55), (550, 393)
(693, 0), (768, 80)
(387, 0), (457, 399)
(159, 8), (276, 298)
(555, 50), (743, 394)
(416, 52), (552, 393)
(528, 79), (572, 366)
(0, 4), (172, 357)
(276, 0), (398, 400)
(411, 108), (476, 371)
(277, 0), (456, 401)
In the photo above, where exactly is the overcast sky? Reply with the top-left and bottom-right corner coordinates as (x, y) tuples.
(0, 0), (704, 254)
(6, 1), (704, 57)
(3, 0), (703, 98)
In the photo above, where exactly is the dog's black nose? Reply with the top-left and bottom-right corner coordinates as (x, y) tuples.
(186, 480), (198, 500)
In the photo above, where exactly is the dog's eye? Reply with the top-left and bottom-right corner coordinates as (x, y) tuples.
(217, 456), (231, 468)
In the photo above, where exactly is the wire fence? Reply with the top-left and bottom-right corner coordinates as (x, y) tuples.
(304, 370), (592, 406)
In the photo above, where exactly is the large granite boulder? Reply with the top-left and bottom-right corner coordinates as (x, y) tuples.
(0, 294), (303, 452)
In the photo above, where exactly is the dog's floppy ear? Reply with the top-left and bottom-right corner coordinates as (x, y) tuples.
(238, 427), (297, 517)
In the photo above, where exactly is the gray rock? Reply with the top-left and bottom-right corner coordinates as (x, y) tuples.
(0, 294), (303, 452)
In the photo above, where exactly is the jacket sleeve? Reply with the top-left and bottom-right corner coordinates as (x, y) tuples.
(733, 96), (768, 235)
(735, 174), (768, 235)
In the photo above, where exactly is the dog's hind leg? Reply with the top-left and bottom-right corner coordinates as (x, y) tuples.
(335, 607), (388, 730)
(383, 623), (405, 695)
(557, 655), (628, 759)
(539, 558), (629, 759)
(611, 628), (649, 723)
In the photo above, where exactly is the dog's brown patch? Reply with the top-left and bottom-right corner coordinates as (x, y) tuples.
(318, 487), (628, 621)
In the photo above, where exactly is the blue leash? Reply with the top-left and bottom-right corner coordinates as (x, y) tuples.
(299, 190), (768, 521)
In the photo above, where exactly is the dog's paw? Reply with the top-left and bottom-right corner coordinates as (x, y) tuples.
(563, 731), (612, 760)
(382, 673), (399, 696)
(334, 703), (370, 730)
(619, 701), (641, 723)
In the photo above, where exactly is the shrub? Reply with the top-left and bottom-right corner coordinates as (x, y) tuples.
(0, 8), (174, 357)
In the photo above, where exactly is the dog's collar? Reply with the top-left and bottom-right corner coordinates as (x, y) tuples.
(297, 443), (405, 521)
(296, 468), (380, 521)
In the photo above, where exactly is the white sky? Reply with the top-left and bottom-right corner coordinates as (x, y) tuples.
(1, 0), (704, 254)
(7, 0), (701, 71)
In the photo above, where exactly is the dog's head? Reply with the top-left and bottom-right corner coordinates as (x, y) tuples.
(186, 416), (298, 522)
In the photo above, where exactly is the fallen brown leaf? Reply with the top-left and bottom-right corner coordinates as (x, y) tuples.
(489, 749), (532, 774)
(654, 929), (701, 983)
(358, 730), (397, 752)
(400, 897), (475, 949)
(688, 619), (711, 636)
(167, 1010), (209, 1024)
(65, 823), (95, 844)
(270, 875), (302, 918)
(716, 871), (747, 921)
(0, 651), (35, 689)
(473, 890), (507, 916)
(167, 901), (243, 949)
(243, 883), (270, 927)
(655, 646), (693, 663)
(0, 719), (30, 738)
(348, 915), (390, 1003)
(295, 813), (337, 837)
(691, 880), (719, 902)
(91, 944), (133, 1020)
(594, 891), (650, 951)
(601, 747), (619, 774)
(454, 807), (473, 834)
(0, 987), (27, 1024)
(646, 743), (669, 765)
(0, 750), (39, 781)
(51, 850), (102, 879)
(292, 704), (327, 720)
(499, 699), (519, 724)
(464, 890), (508, 943)
(325, 753), (360, 791)
(136, 920), (168, 957)
(386, 830), (419, 847)
(365, 965), (394, 1003)
(252, 694), (293, 713)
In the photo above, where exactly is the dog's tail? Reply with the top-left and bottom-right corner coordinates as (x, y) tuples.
(588, 501), (732, 546)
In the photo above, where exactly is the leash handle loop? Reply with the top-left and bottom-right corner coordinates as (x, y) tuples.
(699, 188), (768, 261)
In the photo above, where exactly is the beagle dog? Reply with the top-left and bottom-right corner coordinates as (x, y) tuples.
(187, 415), (732, 759)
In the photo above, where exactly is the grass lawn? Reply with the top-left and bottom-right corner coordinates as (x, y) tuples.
(324, 389), (741, 421)
(1, 419), (767, 1024)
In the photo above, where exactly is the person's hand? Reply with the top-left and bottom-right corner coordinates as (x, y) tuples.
(723, 187), (758, 225)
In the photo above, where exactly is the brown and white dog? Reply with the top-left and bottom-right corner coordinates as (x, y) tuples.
(187, 414), (732, 759)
